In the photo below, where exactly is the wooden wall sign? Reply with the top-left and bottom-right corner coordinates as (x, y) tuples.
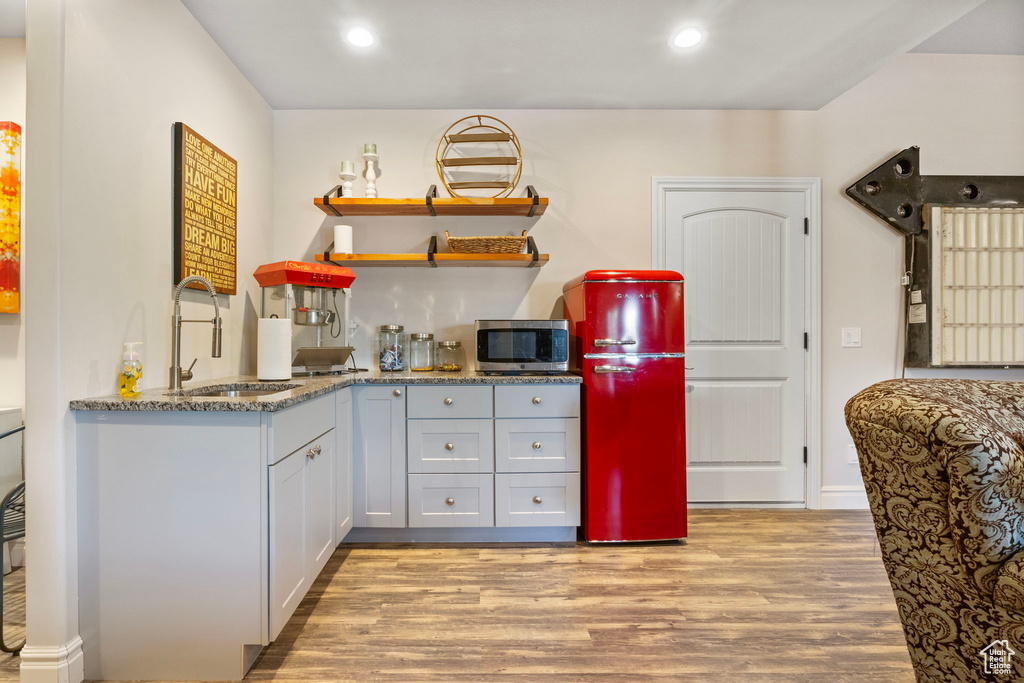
(173, 122), (237, 294)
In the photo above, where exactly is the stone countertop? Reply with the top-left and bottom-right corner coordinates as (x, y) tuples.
(69, 369), (582, 413)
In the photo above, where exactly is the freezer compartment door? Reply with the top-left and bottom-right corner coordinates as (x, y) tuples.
(584, 281), (684, 354)
(582, 356), (686, 542)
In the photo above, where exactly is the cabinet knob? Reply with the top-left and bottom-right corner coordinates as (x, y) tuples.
(393, 389), (402, 397)
(444, 442), (455, 451)
(532, 442), (542, 450)
(313, 445), (321, 455)
(532, 496), (542, 504)
(443, 397), (454, 406)
(532, 397), (542, 405)
(306, 448), (316, 459)
(445, 497), (455, 506)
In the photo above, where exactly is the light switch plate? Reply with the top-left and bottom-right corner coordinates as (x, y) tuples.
(842, 327), (862, 348)
(848, 444), (859, 465)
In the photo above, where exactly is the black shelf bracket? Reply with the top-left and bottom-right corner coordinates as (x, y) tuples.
(322, 246), (343, 268)
(425, 185), (438, 216)
(526, 235), (540, 267)
(321, 185), (344, 216)
(526, 185), (540, 217)
(846, 146), (1024, 236)
(427, 235), (438, 267)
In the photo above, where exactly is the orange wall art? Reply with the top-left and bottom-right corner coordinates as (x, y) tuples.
(0, 122), (20, 314)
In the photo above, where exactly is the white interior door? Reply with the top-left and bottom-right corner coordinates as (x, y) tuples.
(664, 189), (807, 503)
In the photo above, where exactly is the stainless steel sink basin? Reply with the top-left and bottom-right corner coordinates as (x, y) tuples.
(178, 383), (299, 398)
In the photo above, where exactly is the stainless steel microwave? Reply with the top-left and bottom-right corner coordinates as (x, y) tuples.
(475, 320), (570, 373)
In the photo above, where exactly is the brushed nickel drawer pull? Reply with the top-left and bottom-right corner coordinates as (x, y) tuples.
(532, 397), (542, 405)
(532, 496), (542, 504)
(445, 497), (455, 506)
(444, 442), (455, 451)
(532, 442), (542, 450)
(443, 397), (454, 406)
(393, 389), (402, 397)
(306, 448), (316, 459)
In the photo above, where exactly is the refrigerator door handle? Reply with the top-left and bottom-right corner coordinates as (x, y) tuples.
(593, 365), (637, 374)
(594, 339), (637, 347)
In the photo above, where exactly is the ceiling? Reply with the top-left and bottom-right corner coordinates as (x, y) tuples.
(911, 0), (1024, 55)
(0, 0), (25, 38)
(180, 0), (990, 111)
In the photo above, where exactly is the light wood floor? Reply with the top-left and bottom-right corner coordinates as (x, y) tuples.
(0, 568), (25, 680)
(246, 509), (913, 682)
(11, 510), (914, 682)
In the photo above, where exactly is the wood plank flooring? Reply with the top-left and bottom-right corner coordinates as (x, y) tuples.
(0, 568), (25, 680)
(246, 510), (912, 682)
(12, 509), (912, 683)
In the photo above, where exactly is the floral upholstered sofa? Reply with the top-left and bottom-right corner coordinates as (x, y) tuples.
(846, 379), (1024, 682)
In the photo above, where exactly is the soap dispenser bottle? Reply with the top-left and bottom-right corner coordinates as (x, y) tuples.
(119, 342), (143, 398)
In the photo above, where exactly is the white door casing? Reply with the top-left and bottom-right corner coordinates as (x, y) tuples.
(652, 178), (822, 508)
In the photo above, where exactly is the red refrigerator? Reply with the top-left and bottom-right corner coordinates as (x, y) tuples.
(563, 270), (686, 542)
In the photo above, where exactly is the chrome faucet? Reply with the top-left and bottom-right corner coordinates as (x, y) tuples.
(169, 275), (223, 390)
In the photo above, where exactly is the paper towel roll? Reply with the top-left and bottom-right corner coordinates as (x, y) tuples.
(334, 224), (354, 255)
(257, 318), (293, 380)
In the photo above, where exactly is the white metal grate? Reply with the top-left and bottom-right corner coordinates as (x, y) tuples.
(930, 206), (1024, 365)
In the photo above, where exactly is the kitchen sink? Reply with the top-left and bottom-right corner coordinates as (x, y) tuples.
(178, 383), (300, 398)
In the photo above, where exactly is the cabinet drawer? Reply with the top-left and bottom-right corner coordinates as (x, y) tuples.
(408, 474), (494, 528)
(495, 473), (580, 528)
(494, 385), (579, 418)
(408, 419), (494, 473)
(270, 393), (334, 465)
(495, 419), (580, 473)
(407, 385), (493, 419)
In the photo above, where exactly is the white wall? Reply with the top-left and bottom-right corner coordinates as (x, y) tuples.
(25, 0), (274, 677)
(274, 53), (1024, 508)
(0, 38), (25, 408)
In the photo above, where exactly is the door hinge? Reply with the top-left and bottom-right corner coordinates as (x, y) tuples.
(804, 217), (809, 235)
(803, 447), (808, 464)
(803, 332), (808, 350)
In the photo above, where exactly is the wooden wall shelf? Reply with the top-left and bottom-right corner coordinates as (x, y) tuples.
(316, 253), (548, 268)
(316, 236), (548, 269)
(314, 185), (547, 218)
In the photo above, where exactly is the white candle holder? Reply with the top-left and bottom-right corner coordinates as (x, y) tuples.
(339, 170), (357, 197)
(363, 152), (379, 199)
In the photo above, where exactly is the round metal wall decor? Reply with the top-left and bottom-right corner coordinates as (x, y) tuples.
(435, 115), (522, 198)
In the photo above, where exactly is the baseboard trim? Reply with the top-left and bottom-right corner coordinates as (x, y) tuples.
(819, 485), (869, 510)
(20, 636), (85, 683)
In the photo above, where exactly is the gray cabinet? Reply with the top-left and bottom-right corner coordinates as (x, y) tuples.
(353, 385), (407, 527)
(336, 387), (354, 540)
(269, 428), (334, 641)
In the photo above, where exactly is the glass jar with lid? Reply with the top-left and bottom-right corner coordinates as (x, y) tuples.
(378, 324), (406, 371)
(409, 333), (435, 372)
(436, 340), (465, 372)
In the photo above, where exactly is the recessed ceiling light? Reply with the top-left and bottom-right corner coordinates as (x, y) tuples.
(671, 27), (705, 49)
(345, 27), (377, 48)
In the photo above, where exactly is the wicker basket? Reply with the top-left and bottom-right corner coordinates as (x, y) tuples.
(444, 230), (528, 254)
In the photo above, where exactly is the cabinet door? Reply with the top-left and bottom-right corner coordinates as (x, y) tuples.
(307, 431), (335, 579)
(269, 447), (308, 641)
(353, 386), (407, 527)
(336, 388), (354, 541)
